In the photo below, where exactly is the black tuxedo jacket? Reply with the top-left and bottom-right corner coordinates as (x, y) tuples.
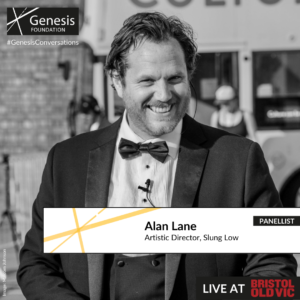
(17, 115), (297, 300)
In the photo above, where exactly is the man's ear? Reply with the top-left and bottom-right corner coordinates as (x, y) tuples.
(112, 71), (124, 98)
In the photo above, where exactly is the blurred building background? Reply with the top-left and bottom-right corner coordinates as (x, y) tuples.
(0, 1), (91, 298)
(0, 0), (300, 298)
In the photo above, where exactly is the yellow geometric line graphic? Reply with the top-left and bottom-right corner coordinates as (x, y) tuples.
(72, 208), (85, 253)
(50, 230), (77, 253)
(49, 208), (105, 253)
(44, 208), (160, 252)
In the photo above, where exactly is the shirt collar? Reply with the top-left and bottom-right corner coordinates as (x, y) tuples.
(117, 110), (182, 159)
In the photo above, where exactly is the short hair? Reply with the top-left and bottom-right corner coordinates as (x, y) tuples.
(105, 12), (198, 87)
(78, 95), (100, 115)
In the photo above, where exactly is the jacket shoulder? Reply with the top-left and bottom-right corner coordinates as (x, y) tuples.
(54, 119), (121, 153)
(188, 116), (254, 150)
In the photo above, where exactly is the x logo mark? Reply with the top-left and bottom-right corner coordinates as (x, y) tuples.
(7, 7), (39, 35)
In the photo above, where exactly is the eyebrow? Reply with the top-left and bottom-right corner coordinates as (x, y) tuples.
(136, 71), (186, 81)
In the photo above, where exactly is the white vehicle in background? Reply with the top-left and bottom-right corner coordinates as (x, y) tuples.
(78, 0), (300, 206)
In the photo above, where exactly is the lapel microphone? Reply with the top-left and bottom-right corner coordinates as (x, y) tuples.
(138, 179), (150, 192)
(138, 179), (155, 207)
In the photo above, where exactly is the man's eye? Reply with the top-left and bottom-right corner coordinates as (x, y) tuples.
(169, 76), (182, 83)
(139, 79), (153, 84)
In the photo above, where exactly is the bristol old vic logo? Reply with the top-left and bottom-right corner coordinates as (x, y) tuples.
(7, 7), (79, 35)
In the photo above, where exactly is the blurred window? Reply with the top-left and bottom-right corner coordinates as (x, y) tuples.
(191, 52), (239, 104)
(253, 51), (300, 130)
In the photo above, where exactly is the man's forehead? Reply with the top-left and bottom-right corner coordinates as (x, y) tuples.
(128, 37), (182, 53)
(125, 38), (186, 67)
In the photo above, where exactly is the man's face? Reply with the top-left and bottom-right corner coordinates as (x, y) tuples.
(75, 113), (94, 134)
(114, 38), (191, 139)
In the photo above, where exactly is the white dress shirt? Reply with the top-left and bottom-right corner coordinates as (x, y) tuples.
(108, 110), (182, 208)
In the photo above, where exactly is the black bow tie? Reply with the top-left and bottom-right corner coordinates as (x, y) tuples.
(118, 138), (169, 163)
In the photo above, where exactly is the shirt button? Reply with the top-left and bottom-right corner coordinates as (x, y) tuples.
(151, 260), (160, 267)
(117, 261), (125, 267)
(146, 165), (150, 169)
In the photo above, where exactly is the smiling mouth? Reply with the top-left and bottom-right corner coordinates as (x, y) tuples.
(147, 104), (173, 113)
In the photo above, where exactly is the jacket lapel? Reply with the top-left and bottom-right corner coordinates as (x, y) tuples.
(172, 115), (208, 208)
(85, 138), (116, 208)
(166, 115), (209, 300)
(165, 254), (181, 300)
(85, 118), (122, 300)
(87, 254), (106, 300)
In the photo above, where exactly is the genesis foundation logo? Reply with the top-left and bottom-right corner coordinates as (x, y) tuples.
(7, 7), (79, 35)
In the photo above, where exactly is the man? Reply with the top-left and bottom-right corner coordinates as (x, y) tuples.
(68, 95), (110, 137)
(210, 85), (257, 141)
(17, 12), (297, 300)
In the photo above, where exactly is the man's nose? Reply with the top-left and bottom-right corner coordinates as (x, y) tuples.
(154, 81), (172, 102)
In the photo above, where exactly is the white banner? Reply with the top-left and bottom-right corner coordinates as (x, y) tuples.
(43, 208), (300, 253)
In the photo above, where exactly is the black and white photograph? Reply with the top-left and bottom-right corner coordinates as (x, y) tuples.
(0, 0), (300, 299)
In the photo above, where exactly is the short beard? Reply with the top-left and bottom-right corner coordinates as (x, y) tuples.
(124, 94), (190, 138)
